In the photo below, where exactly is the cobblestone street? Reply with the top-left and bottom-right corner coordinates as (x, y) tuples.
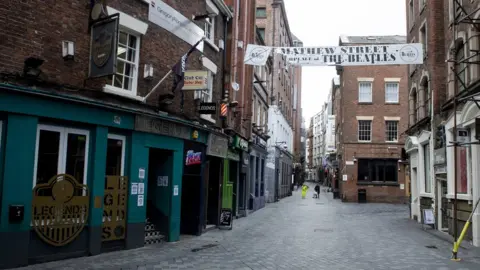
(12, 184), (480, 270)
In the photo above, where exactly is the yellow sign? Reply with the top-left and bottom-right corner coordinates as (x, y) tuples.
(32, 174), (89, 247)
(102, 176), (128, 242)
(182, 70), (208, 90)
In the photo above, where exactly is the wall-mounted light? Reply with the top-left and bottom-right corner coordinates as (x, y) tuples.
(218, 39), (224, 50)
(62, 41), (75, 60)
(144, 64), (153, 79)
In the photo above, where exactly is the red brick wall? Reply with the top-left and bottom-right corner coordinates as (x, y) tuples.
(338, 63), (408, 203)
(0, 0), (227, 124)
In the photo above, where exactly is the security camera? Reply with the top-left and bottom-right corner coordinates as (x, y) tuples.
(283, 144), (288, 150)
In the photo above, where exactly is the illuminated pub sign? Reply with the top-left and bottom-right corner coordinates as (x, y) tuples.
(32, 174), (89, 247)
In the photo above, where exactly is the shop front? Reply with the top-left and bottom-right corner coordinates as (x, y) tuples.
(203, 133), (229, 231)
(249, 133), (267, 212)
(0, 84), (206, 269)
(231, 135), (250, 216)
(226, 149), (240, 218)
(443, 102), (480, 246)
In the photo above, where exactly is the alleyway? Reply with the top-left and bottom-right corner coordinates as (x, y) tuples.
(13, 184), (480, 270)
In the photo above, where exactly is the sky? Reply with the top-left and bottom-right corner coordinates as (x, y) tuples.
(283, 0), (407, 124)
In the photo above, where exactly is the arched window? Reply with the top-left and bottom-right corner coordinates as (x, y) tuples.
(409, 87), (418, 125)
(420, 76), (430, 117)
(456, 39), (466, 92)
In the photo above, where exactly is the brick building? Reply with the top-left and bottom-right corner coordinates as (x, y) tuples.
(0, 0), (238, 268)
(335, 36), (409, 203)
(404, 0), (447, 228)
(257, 0), (300, 200)
(405, 0), (480, 247)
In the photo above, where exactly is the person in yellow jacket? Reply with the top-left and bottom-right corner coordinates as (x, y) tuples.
(301, 184), (309, 199)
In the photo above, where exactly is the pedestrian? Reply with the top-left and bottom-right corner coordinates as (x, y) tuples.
(301, 184), (309, 199)
(314, 184), (320, 199)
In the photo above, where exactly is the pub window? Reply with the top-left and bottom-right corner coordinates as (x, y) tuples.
(357, 159), (398, 182)
(108, 30), (141, 95)
(33, 125), (89, 195)
(260, 159), (265, 196)
(106, 134), (126, 176)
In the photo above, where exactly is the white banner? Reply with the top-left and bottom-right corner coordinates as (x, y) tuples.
(244, 43), (423, 66)
(244, 44), (273, 66)
(148, 0), (204, 52)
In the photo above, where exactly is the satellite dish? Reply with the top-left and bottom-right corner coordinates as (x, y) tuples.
(231, 82), (240, 91)
(91, 3), (104, 20)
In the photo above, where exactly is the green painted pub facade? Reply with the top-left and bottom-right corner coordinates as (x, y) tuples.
(0, 83), (234, 269)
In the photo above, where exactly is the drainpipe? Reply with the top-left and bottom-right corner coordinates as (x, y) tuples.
(222, 15), (230, 128)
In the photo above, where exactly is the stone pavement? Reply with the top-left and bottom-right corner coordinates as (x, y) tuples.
(11, 183), (480, 270)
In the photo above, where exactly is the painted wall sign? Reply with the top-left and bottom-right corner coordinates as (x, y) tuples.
(198, 102), (217, 114)
(135, 115), (191, 140)
(185, 150), (202, 166)
(182, 70), (208, 90)
(32, 174), (89, 247)
(206, 133), (228, 158)
(345, 161), (354, 165)
(89, 16), (119, 78)
(148, 0), (204, 52)
(102, 176), (128, 242)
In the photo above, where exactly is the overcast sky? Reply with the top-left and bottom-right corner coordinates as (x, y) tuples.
(283, 0), (407, 124)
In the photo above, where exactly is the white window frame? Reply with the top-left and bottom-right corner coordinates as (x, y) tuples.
(357, 120), (372, 142)
(419, 20), (427, 56)
(385, 120), (399, 142)
(33, 124), (90, 190)
(358, 81), (373, 103)
(104, 28), (141, 99)
(204, 0), (219, 51)
(385, 82), (399, 103)
(107, 134), (126, 176)
(409, 0), (415, 30)
(199, 57), (217, 123)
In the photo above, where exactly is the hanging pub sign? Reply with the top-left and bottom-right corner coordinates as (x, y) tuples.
(89, 15), (119, 78)
(32, 174), (89, 247)
(182, 70), (208, 90)
(198, 102), (217, 114)
(244, 43), (424, 67)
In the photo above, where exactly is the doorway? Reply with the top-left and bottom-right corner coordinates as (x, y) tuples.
(145, 148), (172, 244)
(205, 157), (221, 229)
(238, 172), (246, 213)
(439, 180), (448, 231)
(181, 141), (204, 235)
(230, 160), (238, 217)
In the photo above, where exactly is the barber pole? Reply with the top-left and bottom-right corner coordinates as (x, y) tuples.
(220, 103), (228, 117)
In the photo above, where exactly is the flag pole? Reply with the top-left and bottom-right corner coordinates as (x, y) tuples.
(142, 36), (205, 104)
(142, 70), (172, 103)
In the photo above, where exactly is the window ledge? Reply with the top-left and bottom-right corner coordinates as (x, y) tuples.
(385, 102), (400, 105)
(446, 193), (473, 201)
(419, 192), (434, 198)
(357, 140), (372, 143)
(358, 102), (373, 105)
(205, 39), (220, 52)
(385, 140), (399, 143)
(200, 114), (216, 124)
(103, 85), (143, 101)
(357, 182), (399, 187)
